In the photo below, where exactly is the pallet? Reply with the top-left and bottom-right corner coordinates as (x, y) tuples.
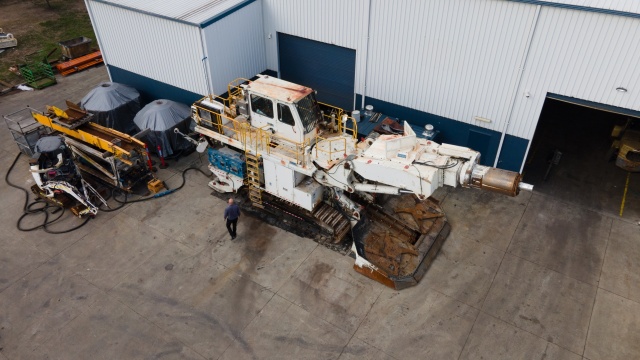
(55, 50), (103, 76)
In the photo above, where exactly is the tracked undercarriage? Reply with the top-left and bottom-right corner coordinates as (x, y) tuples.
(354, 195), (450, 289)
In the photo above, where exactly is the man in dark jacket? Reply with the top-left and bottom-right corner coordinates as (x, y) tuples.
(224, 198), (241, 239)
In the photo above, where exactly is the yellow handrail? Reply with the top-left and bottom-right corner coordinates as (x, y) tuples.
(227, 78), (251, 98)
(318, 101), (357, 139)
(193, 98), (310, 165)
(314, 135), (347, 161)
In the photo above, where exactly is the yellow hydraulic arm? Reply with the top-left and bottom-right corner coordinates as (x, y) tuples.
(31, 106), (146, 165)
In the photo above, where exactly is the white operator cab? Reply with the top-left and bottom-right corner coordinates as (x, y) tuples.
(241, 75), (319, 145)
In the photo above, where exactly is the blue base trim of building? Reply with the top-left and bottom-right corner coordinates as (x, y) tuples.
(355, 94), (529, 171)
(108, 65), (203, 106)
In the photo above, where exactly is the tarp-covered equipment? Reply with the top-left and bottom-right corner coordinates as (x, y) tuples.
(81, 82), (140, 134)
(133, 99), (193, 157)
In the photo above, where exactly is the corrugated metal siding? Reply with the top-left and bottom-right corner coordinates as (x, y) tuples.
(262, 0), (369, 95)
(88, 1), (208, 96)
(366, 0), (536, 134)
(510, 6), (640, 139)
(96, 0), (245, 25)
(203, 1), (266, 95)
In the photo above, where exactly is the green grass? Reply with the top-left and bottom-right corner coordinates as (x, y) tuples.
(0, 0), (97, 85)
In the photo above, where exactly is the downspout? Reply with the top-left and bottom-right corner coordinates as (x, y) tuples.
(493, 4), (541, 168)
(260, 0), (269, 77)
(84, 0), (112, 81)
(198, 27), (213, 98)
(361, 0), (373, 110)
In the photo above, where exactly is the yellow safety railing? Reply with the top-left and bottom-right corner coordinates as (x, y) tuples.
(267, 136), (311, 165)
(314, 135), (348, 161)
(318, 102), (357, 139)
(227, 78), (250, 101)
(193, 99), (310, 165)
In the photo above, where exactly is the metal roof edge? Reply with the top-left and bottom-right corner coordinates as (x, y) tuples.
(507, 0), (640, 19)
(89, 0), (200, 27)
(199, 0), (256, 28)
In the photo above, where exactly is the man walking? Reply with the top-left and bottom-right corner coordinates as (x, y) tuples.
(224, 198), (240, 239)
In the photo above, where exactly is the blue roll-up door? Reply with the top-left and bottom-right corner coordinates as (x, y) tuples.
(278, 33), (356, 110)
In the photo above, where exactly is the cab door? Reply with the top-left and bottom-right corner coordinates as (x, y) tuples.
(249, 94), (275, 129)
(275, 102), (303, 143)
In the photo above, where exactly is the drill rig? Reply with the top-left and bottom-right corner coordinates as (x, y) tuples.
(29, 135), (105, 217)
(191, 75), (522, 289)
(29, 102), (160, 216)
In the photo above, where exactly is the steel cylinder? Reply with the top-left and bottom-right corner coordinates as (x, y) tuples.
(477, 167), (521, 197)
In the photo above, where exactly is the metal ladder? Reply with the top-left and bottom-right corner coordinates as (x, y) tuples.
(245, 152), (263, 208)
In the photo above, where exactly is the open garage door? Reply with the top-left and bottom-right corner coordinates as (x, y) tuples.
(523, 95), (640, 219)
(278, 33), (356, 110)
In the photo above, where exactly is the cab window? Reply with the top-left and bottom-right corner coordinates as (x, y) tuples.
(250, 94), (274, 118)
(277, 103), (295, 126)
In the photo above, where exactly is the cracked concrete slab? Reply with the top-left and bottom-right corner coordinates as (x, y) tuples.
(277, 246), (384, 335)
(39, 213), (171, 291)
(508, 193), (612, 285)
(599, 219), (640, 303)
(0, 234), (49, 293)
(219, 294), (351, 360)
(110, 240), (274, 359)
(482, 254), (596, 354)
(354, 286), (479, 359)
(584, 289), (640, 360)
(338, 336), (397, 360)
(441, 187), (531, 252)
(204, 215), (318, 293)
(459, 312), (581, 360)
(0, 269), (102, 359)
(32, 296), (205, 360)
(421, 231), (504, 309)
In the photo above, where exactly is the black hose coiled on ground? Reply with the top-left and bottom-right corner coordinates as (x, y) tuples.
(5, 152), (91, 234)
(5, 152), (209, 233)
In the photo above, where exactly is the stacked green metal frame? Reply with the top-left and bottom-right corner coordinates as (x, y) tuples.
(19, 53), (56, 89)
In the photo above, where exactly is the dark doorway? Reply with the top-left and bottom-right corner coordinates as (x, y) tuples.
(523, 97), (640, 218)
(278, 33), (356, 110)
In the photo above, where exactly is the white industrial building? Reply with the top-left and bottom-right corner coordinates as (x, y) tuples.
(85, 0), (640, 172)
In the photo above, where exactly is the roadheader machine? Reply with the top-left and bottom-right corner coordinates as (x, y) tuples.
(189, 75), (523, 289)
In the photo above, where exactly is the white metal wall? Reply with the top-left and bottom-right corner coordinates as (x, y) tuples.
(203, 1), (267, 95)
(510, 6), (640, 139)
(365, 0), (536, 135)
(262, 0), (370, 97)
(87, 0), (208, 95)
(263, 0), (537, 132)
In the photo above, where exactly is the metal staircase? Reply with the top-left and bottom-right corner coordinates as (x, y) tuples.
(245, 152), (263, 208)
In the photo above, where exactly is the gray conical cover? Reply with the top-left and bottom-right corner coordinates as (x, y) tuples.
(134, 99), (193, 156)
(80, 82), (141, 133)
(133, 99), (190, 131)
(81, 82), (139, 111)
